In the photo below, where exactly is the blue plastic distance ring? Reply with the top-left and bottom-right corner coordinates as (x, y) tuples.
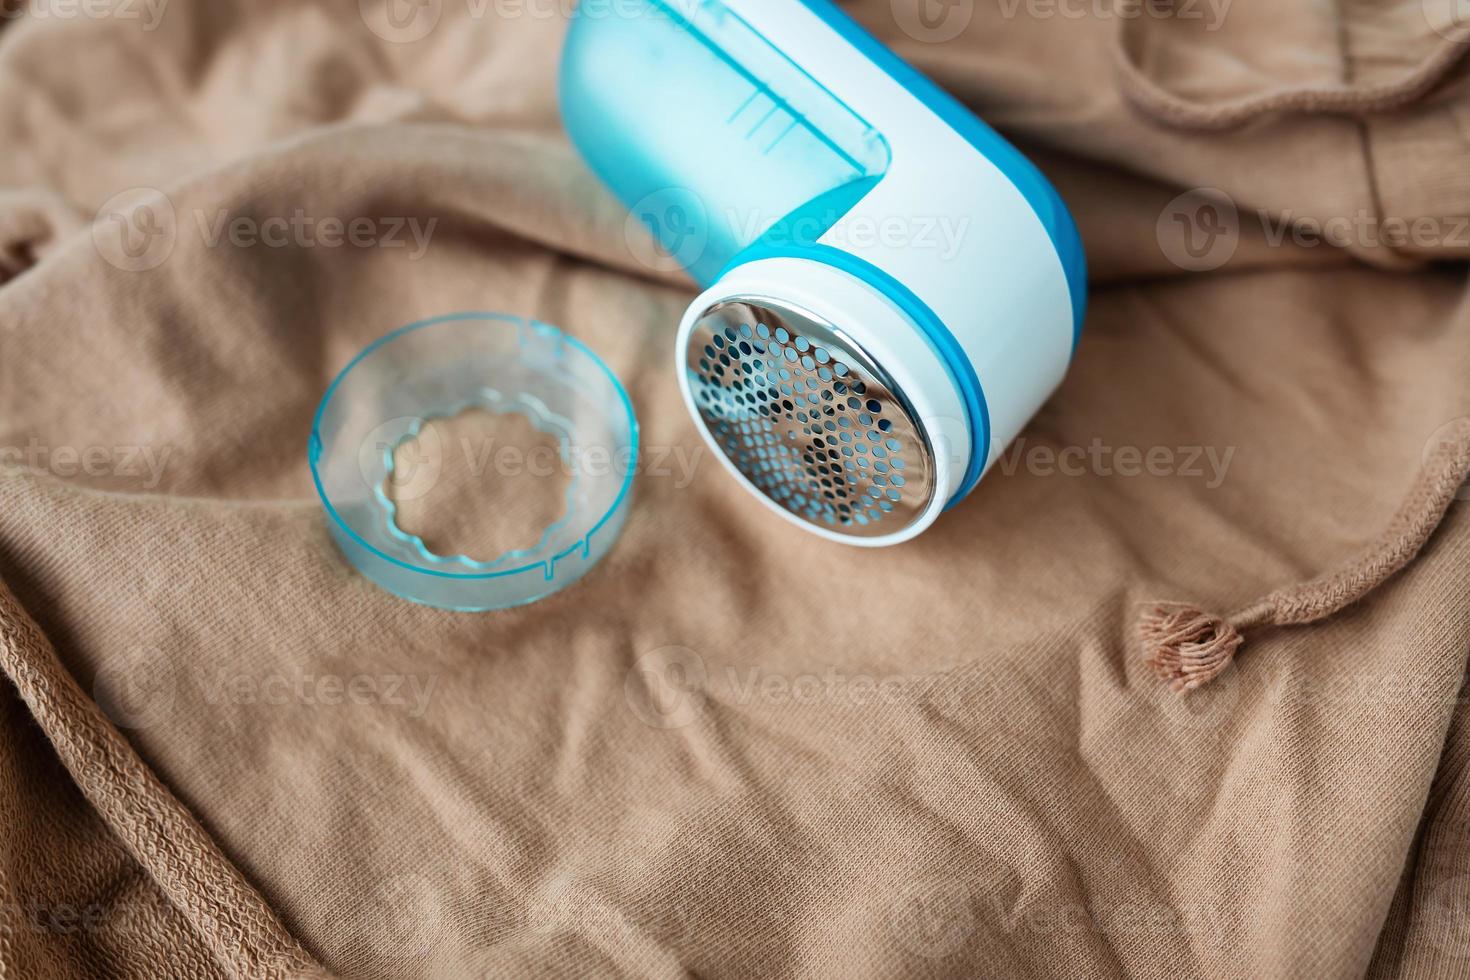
(309, 313), (637, 611)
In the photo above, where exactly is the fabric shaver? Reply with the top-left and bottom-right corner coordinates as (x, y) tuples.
(561, 0), (1086, 545)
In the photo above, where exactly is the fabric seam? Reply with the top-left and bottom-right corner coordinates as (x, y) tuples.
(0, 576), (326, 980)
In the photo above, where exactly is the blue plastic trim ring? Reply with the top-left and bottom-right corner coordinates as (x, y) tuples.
(309, 312), (639, 583)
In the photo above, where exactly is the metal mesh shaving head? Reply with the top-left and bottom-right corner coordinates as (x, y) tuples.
(685, 297), (937, 538)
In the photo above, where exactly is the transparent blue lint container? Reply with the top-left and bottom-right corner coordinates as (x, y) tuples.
(309, 313), (637, 611)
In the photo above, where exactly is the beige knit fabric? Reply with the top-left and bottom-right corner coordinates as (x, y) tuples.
(2, 1), (1470, 978)
(1142, 419), (1470, 691)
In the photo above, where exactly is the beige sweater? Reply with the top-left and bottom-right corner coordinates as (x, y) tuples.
(1, 1), (1469, 976)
